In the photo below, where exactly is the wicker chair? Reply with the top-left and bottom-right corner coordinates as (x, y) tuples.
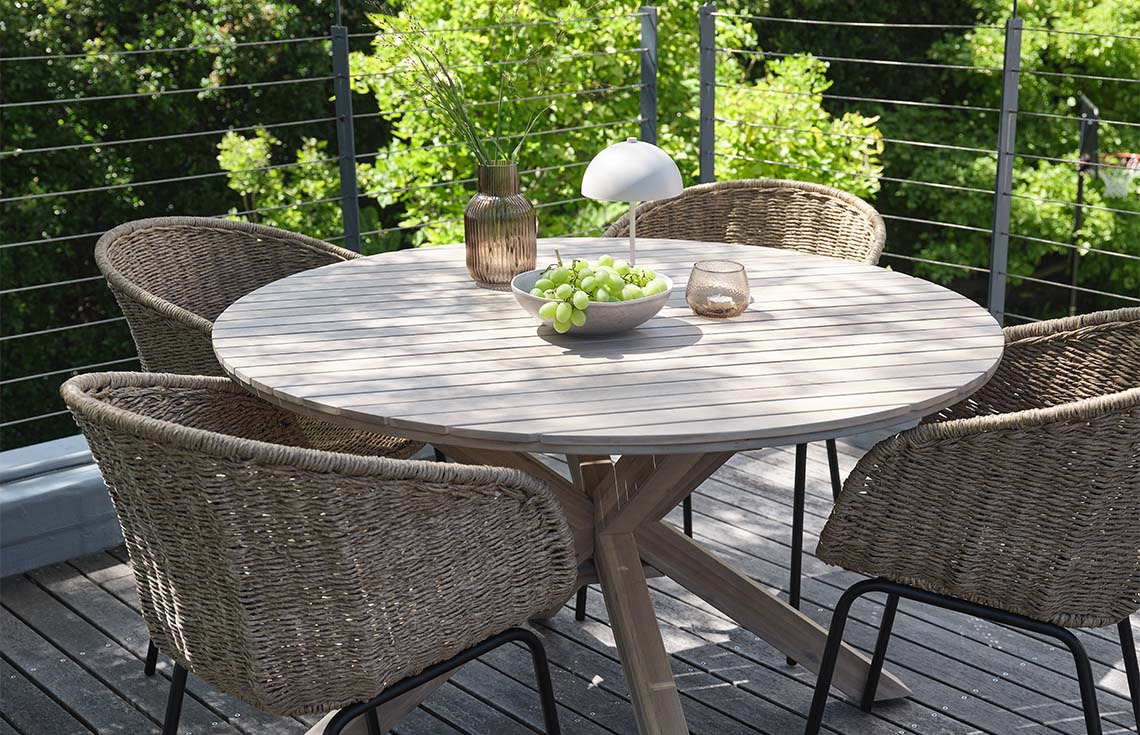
(61, 372), (578, 735)
(97, 217), (427, 677)
(804, 308), (1140, 735)
(589, 179), (887, 630)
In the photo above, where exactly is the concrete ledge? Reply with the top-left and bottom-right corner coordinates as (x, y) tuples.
(1, 436), (122, 577)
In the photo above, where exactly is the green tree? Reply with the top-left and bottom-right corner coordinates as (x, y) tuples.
(1, 0), (354, 448)
(219, 0), (882, 251)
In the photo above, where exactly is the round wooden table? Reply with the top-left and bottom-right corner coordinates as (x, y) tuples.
(213, 237), (1005, 735)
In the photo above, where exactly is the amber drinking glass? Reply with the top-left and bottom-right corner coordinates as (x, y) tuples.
(686, 260), (750, 318)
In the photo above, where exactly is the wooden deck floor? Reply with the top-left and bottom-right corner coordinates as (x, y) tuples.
(2, 440), (1137, 735)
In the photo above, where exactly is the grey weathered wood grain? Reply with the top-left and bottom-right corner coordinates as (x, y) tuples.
(213, 238), (1004, 455)
(0, 607), (158, 733)
(0, 657), (91, 735)
(0, 575), (240, 734)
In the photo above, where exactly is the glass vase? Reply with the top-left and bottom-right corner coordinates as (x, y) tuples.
(464, 161), (537, 289)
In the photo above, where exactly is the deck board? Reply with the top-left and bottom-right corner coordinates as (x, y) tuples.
(2, 441), (1136, 735)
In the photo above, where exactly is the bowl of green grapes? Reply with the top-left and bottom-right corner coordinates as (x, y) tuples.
(511, 253), (673, 335)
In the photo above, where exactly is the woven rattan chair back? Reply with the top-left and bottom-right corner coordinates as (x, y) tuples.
(61, 372), (577, 715)
(604, 179), (886, 264)
(819, 308), (1140, 628)
(95, 217), (359, 376)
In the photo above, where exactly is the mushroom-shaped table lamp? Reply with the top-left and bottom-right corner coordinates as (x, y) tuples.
(581, 137), (683, 265)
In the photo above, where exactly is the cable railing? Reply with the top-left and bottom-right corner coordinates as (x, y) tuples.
(1, 8), (650, 446)
(698, 2), (1139, 331)
(5, 4), (1137, 449)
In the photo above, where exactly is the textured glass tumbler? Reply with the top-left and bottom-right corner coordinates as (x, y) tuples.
(464, 161), (537, 290)
(686, 260), (750, 318)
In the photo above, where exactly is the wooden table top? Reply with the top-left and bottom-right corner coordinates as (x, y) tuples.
(213, 237), (1004, 454)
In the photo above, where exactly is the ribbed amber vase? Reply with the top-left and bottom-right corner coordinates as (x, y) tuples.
(464, 161), (537, 289)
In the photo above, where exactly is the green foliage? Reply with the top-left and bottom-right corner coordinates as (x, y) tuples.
(215, 129), (346, 235)
(716, 55), (883, 199)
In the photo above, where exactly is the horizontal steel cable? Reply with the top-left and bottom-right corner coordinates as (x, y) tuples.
(0, 410), (72, 428)
(710, 13), (1002, 31)
(1, 115), (336, 157)
(718, 47), (1001, 73)
(2, 34), (330, 62)
(713, 152), (994, 195)
(345, 13), (643, 40)
(1, 156), (339, 203)
(348, 48), (644, 81)
(0, 356), (140, 387)
(1, 75), (334, 109)
(715, 118), (996, 155)
(0, 316), (127, 342)
(879, 251), (989, 273)
(1006, 272), (1140, 302)
(714, 83), (1000, 113)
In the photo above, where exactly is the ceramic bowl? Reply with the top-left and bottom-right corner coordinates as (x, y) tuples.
(511, 269), (673, 335)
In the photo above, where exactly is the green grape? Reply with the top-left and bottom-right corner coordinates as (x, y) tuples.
(578, 267), (594, 280)
(571, 290), (590, 310)
(535, 277), (554, 291)
(555, 301), (572, 323)
(572, 258), (588, 272)
(622, 283), (644, 301)
(553, 319), (571, 334)
(608, 272), (627, 291)
(609, 286), (624, 302)
(570, 308), (587, 327)
(555, 283), (574, 300)
(644, 277), (669, 296)
(543, 289), (557, 298)
(594, 286), (611, 302)
(579, 275), (598, 293)
(643, 268), (656, 281)
(538, 301), (559, 320)
(597, 254), (614, 267)
(549, 267), (572, 285)
(530, 288), (543, 297)
(614, 259), (630, 276)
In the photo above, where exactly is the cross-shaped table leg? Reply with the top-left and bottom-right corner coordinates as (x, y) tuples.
(438, 446), (911, 735)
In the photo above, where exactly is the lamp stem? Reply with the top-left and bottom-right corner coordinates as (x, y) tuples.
(629, 202), (637, 266)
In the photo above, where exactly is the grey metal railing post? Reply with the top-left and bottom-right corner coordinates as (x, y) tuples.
(699, 3), (716, 183)
(331, 22), (362, 253)
(986, 15), (1022, 324)
(639, 6), (659, 144)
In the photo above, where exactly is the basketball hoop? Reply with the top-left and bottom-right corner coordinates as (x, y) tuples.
(1096, 152), (1139, 199)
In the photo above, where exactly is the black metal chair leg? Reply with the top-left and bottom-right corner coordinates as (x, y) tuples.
(1054, 628), (1103, 735)
(325, 627), (560, 735)
(162, 663), (188, 735)
(1116, 619), (1139, 728)
(682, 494), (693, 537)
(804, 579), (877, 735)
(787, 443), (808, 666)
(517, 626), (563, 734)
(860, 593), (899, 712)
(574, 586), (588, 621)
(364, 707), (382, 735)
(144, 640), (159, 676)
(825, 439), (842, 500)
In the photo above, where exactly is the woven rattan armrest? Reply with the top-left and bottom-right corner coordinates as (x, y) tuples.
(818, 386), (1140, 627)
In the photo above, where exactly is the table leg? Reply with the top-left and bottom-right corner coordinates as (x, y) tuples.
(636, 521), (911, 702)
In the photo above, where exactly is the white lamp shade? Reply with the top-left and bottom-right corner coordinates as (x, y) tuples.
(581, 138), (683, 202)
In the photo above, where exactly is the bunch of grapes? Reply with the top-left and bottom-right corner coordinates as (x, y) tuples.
(529, 252), (670, 333)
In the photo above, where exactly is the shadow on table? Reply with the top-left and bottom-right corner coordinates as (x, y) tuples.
(535, 317), (706, 359)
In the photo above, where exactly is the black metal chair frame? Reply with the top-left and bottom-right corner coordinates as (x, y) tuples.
(574, 439), (843, 624)
(158, 627), (561, 735)
(804, 578), (1140, 735)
